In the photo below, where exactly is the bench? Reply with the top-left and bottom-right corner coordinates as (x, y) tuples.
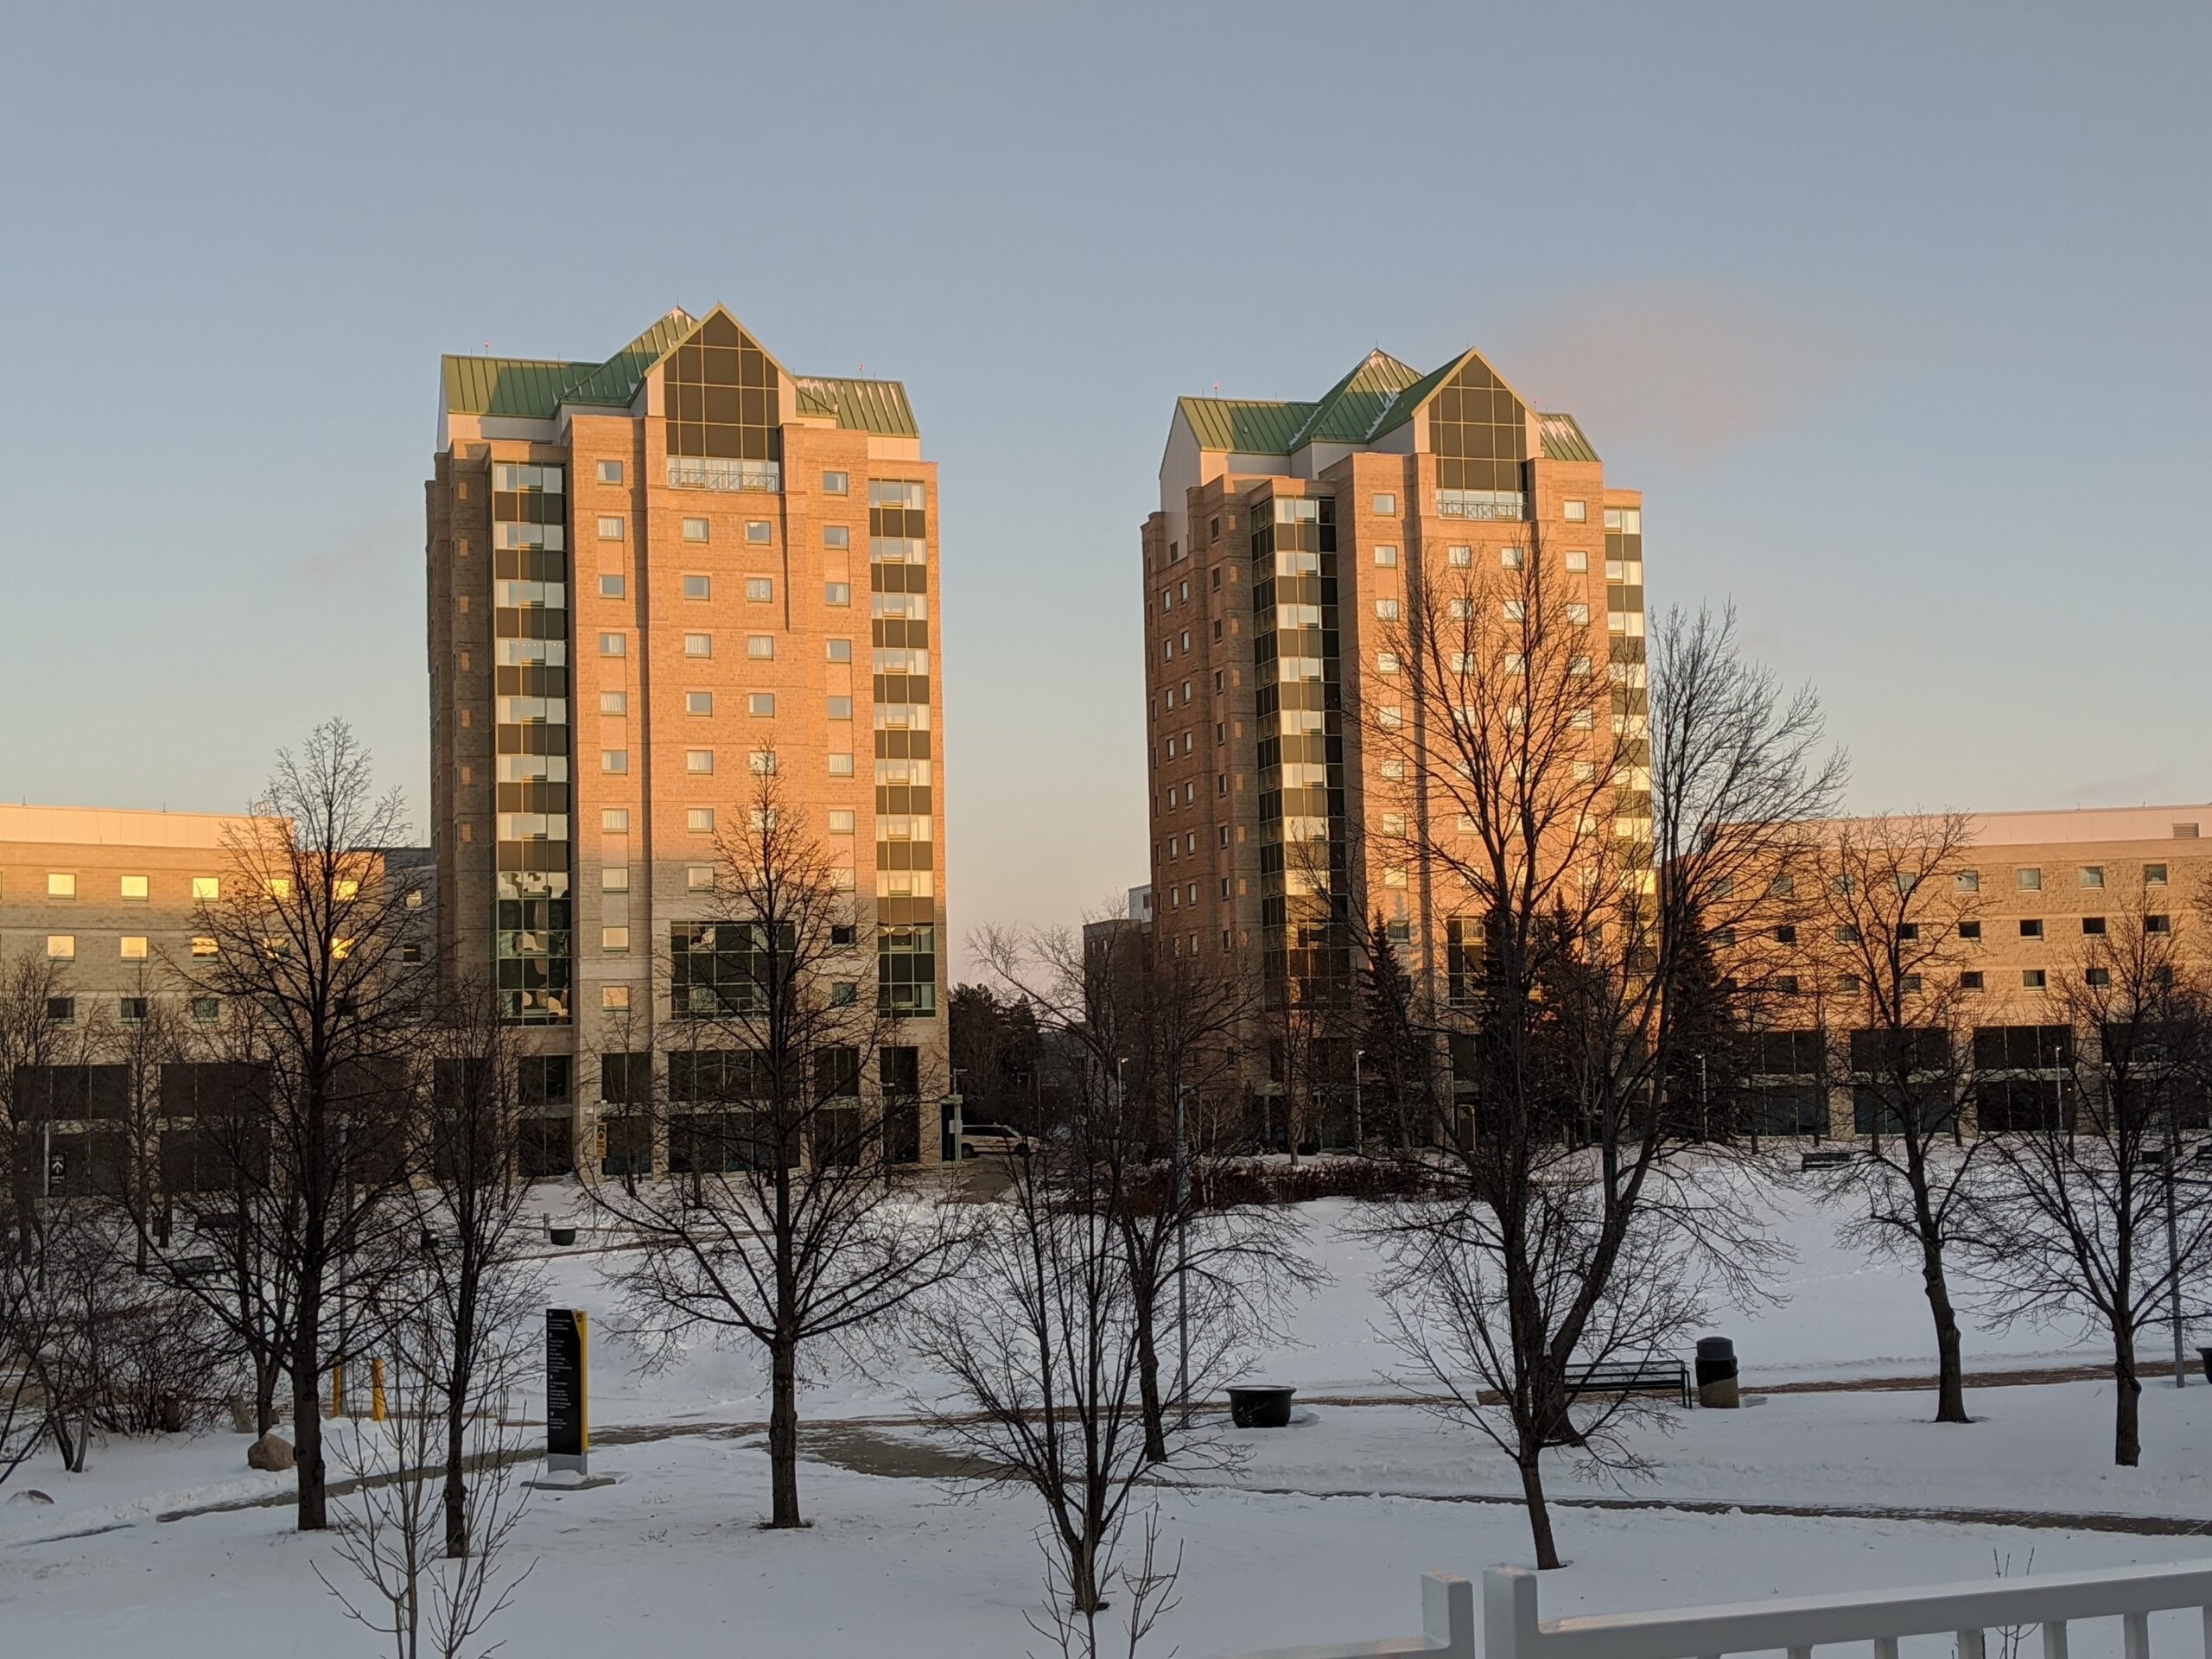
(1801, 1148), (1858, 1170)
(1566, 1357), (1692, 1409)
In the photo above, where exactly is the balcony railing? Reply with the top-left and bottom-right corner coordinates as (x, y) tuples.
(1223, 1560), (2212, 1659)
(666, 457), (780, 493)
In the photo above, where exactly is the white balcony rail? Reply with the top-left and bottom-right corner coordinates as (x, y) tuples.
(1223, 1560), (2212, 1659)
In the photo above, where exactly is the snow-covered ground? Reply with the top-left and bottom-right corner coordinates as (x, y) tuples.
(3, 1175), (2202, 1659)
(515, 1176), (2124, 1427)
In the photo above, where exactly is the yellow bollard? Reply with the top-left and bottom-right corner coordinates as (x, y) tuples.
(330, 1362), (345, 1419)
(371, 1358), (386, 1422)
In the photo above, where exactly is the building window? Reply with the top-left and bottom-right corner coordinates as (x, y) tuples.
(829, 753), (855, 777)
(2085, 965), (2112, 988)
(823, 525), (852, 550)
(824, 582), (851, 607)
(47, 936), (74, 959)
(827, 639), (852, 663)
(1564, 499), (1587, 522)
(191, 936), (217, 957)
(1960, 971), (1984, 990)
(749, 692), (776, 717)
(749, 751), (778, 775)
(683, 575), (712, 601)
(1565, 550), (1588, 573)
(1375, 598), (1401, 621)
(684, 865), (715, 893)
(1373, 545), (1398, 567)
(602, 808), (630, 832)
(120, 935), (149, 960)
(823, 471), (849, 495)
(878, 924), (938, 1016)
(682, 517), (710, 543)
(674, 691), (708, 718)
(1446, 545), (1471, 568)
(829, 810), (856, 835)
(687, 808), (715, 833)
(193, 876), (219, 901)
(120, 874), (149, 902)
(2016, 868), (2042, 890)
(597, 459), (624, 485)
(1566, 602), (1590, 625)
(1376, 652), (1400, 675)
(602, 927), (629, 955)
(601, 750), (627, 774)
(598, 516), (625, 541)
(599, 574), (626, 599)
(192, 996), (219, 1025)
(2146, 913), (2171, 934)
(1955, 870), (1980, 893)
(600, 632), (626, 657)
(2082, 916), (2106, 936)
(2022, 969), (2047, 989)
(601, 867), (629, 892)
(686, 749), (715, 775)
(2145, 863), (2168, 886)
(1372, 493), (1397, 514)
(2018, 919), (2043, 938)
(2078, 866), (2104, 888)
(1501, 547), (1526, 569)
(601, 985), (630, 1011)
(1959, 921), (1981, 940)
(746, 520), (772, 543)
(684, 633), (712, 658)
(47, 996), (74, 1023)
(47, 873), (75, 899)
(746, 578), (773, 602)
(600, 690), (627, 715)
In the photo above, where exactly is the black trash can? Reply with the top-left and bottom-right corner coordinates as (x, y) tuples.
(1227, 1385), (1297, 1428)
(2198, 1345), (2211, 1384)
(1695, 1336), (1739, 1408)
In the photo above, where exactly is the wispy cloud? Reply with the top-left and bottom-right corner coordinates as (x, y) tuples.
(1502, 280), (1884, 463)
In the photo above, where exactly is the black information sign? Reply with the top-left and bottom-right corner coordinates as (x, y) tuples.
(545, 1308), (588, 1472)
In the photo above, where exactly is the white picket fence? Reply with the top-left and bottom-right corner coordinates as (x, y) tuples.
(1224, 1560), (2212, 1659)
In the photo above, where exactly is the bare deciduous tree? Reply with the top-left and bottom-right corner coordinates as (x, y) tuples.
(416, 984), (543, 1558)
(593, 770), (969, 1529)
(910, 1087), (1209, 1653)
(1361, 549), (1840, 1567)
(978, 920), (1315, 1465)
(1811, 810), (1986, 1425)
(316, 1296), (536, 1659)
(169, 718), (431, 1529)
(1964, 896), (2212, 1465)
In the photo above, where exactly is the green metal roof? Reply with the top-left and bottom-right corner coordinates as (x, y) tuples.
(1537, 412), (1599, 463)
(1365, 349), (1478, 442)
(441, 356), (599, 419)
(442, 306), (917, 435)
(559, 311), (699, 407)
(792, 377), (919, 438)
(1287, 350), (1423, 448)
(1176, 397), (1317, 455)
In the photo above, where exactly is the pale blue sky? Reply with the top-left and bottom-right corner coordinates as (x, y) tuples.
(2, 3), (2206, 963)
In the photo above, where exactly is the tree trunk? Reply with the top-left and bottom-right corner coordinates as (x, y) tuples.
(1133, 1278), (1166, 1465)
(766, 1334), (803, 1529)
(1516, 1452), (1562, 1570)
(445, 1268), (478, 1558)
(255, 1351), (281, 1439)
(443, 1371), (470, 1558)
(2113, 1324), (2142, 1467)
(291, 1281), (327, 1530)
(1914, 1191), (1969, 1423)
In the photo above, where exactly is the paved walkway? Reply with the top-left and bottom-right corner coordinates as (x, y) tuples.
(29, 1360), (2167, 1543)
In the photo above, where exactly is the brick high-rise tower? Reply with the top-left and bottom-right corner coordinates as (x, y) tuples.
(1142, 345), (1643, 1122)
(428, 306), (946, 1174)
